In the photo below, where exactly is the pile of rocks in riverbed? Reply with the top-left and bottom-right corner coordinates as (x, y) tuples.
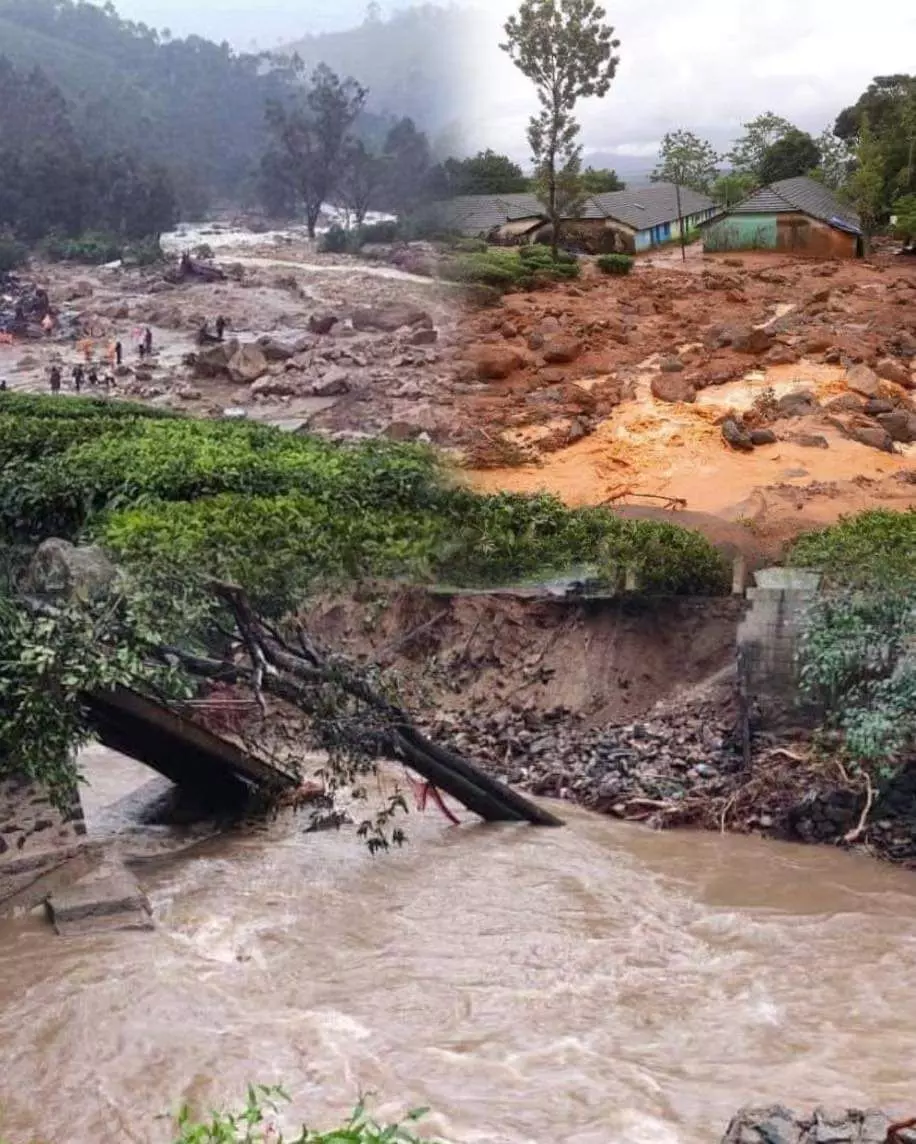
(722, 1106), (914, 1144)
(421, 686), (748, 824)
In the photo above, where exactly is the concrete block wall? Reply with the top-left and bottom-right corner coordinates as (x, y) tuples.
(737, 568), (822, 730)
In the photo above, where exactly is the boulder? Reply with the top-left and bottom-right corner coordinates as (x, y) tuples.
(765, 345), (799, 365)
(721, 418), (754, 451)
(877, 410), (916, 443)
(659, 355), (685, 372)
(351, 305), (431, 332)
(471, 346), (523, 381)
(777, 390), (819, 418)
(864, 398), (895, 416)
(406, 326), (438, 346)
(193, 339), (238, 378)
(849, 423), (895, 452)
(801, 333), (833, 355)
(527, 332), (545, 351)
(257, 337), (295, 362)
(228, 343), (269, 384)
(876, 357), (914, 387)
(750, 428), (777, 445)
(250, 375), (304, 398)
(729, 325), (773, 354)
(312, 369), (350, 397)
(846, 363), (881, 398)
(824, 393), (865, 414)
(542, 335), (582, 364)
(651, 375), (697, 404)
(309, 313), (338, 335)
(24, 539), (117, 603)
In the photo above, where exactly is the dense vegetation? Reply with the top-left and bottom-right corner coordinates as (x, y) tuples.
(790, 511), (916, 770)
(439, 244), (582, 291)
(0, 393), (729, 612)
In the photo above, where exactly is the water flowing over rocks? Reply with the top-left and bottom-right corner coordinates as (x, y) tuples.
(722, 1107), (913, 1144)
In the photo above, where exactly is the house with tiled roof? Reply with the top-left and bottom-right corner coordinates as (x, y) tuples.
(700, 176), (862, 258)
(432, 183), (719, 253)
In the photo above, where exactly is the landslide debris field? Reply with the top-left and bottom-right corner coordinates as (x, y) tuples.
(458, 248), (916, 552)
(5, 238), (916, 553)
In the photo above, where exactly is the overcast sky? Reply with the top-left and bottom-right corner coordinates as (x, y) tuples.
(112, 0), (916, 166)
(465, 0), (916, 172)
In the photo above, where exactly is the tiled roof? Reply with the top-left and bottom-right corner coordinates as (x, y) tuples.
(431, 192), (605, 235)
(728, 176), (861, 232)
(590, 183), (718, 230)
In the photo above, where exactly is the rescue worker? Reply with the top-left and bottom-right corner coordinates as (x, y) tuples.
(49, 365), (61, 394)
(143, 327), (153, 356)
(215, 315), (227, 341)
(115, 340), (123, 366)
(72, 363), (84, 393)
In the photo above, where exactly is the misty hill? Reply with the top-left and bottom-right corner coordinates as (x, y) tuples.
(284, 4), (469, 137)
(0, 0), (401, 210)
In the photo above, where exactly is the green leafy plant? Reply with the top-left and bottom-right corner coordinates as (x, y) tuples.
(172, 1087), (438, 1144)
(596, 253), (633, 275)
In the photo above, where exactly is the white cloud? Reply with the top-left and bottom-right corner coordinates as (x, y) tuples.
(461, 0), (916, 165)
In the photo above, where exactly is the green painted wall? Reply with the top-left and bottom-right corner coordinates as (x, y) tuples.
(703, 213), (778, 252)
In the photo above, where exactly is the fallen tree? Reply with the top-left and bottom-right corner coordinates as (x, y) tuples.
(164, 582), (562, 829)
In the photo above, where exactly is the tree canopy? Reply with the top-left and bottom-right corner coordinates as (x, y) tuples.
(757, 128), (821, 184)
(436, 151), (529, 196)
(502, 0), (620, 257)
(652, 130), (719, 194)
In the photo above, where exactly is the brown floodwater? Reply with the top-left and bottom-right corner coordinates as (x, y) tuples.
(1, 752), (916, 1144)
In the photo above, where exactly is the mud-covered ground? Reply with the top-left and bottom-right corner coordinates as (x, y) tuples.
(456, 246), (916, 557)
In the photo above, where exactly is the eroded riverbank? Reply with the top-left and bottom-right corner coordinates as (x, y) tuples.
(1, 750), (916, 1144)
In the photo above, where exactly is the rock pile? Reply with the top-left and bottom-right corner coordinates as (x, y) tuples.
(721, 1106), (911, 1144)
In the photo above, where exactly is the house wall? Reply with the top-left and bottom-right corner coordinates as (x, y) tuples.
(633, 207), (719, 252)
(703, 211), (858, 258)
(703, 213), (779, 252)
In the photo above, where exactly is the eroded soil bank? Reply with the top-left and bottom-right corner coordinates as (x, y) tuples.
(303, 586), (916, 869)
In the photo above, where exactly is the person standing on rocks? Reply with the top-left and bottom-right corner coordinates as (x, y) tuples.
(72, 363), (84, 393)
(87, 366), (98, 388)
(143, 327), (153, 356)
(115, 340), (123, 366)
(49, 365), (61, 394)
(215, 316), (226, 342)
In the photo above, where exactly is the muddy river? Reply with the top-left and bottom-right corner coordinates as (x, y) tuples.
(1, 757), (915, 1143)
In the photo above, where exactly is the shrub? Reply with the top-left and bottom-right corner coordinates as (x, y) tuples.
(43, 231), (123, 264)
(788, 509), (916, 589)
(192, 242), (214, 259)
(0, 233), (28, 274)
(319, 224), (352, 254)
(357, 219), (400, 244)
(452, 236), (489, 253)
(439, 246), (579, 292)
(596, 253), (634, 276)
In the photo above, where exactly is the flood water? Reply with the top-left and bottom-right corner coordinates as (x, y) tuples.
(1, 754), (915, 1143)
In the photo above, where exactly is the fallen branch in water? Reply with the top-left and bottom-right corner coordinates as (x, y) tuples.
(843, 771), (875, 845)
(886, 1117), (916, 1144)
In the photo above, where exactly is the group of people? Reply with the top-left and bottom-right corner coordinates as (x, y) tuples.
(47, 362), (111, 395)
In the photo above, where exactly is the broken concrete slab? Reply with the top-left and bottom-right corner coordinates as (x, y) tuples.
(47, 856), (153, 936)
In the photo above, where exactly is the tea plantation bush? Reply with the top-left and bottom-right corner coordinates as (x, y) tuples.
(596, 253), (634, 276)
(789, 509), (916, 588)
(439, 245), (580, 292)
(0, 395), (729, 612)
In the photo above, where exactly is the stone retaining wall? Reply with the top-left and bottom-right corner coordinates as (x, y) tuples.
(0, 775), (88, 913)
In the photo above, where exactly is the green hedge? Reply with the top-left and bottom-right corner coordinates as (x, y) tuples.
(596, 253), (634, 275)
(0, 392), (177, 421)
(439, 245), (580, 292)
(788, 510), (916, 588)
(0, 396), (730, 611)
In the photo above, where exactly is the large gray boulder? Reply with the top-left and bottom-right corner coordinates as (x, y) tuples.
(24, 539), (117, 603)
(228, 343), (269, 384)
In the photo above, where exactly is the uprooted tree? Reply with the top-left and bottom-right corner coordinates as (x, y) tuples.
(0, 566), (560, 847)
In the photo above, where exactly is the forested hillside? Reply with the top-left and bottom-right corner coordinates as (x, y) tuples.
(284, 4), (470, 140)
